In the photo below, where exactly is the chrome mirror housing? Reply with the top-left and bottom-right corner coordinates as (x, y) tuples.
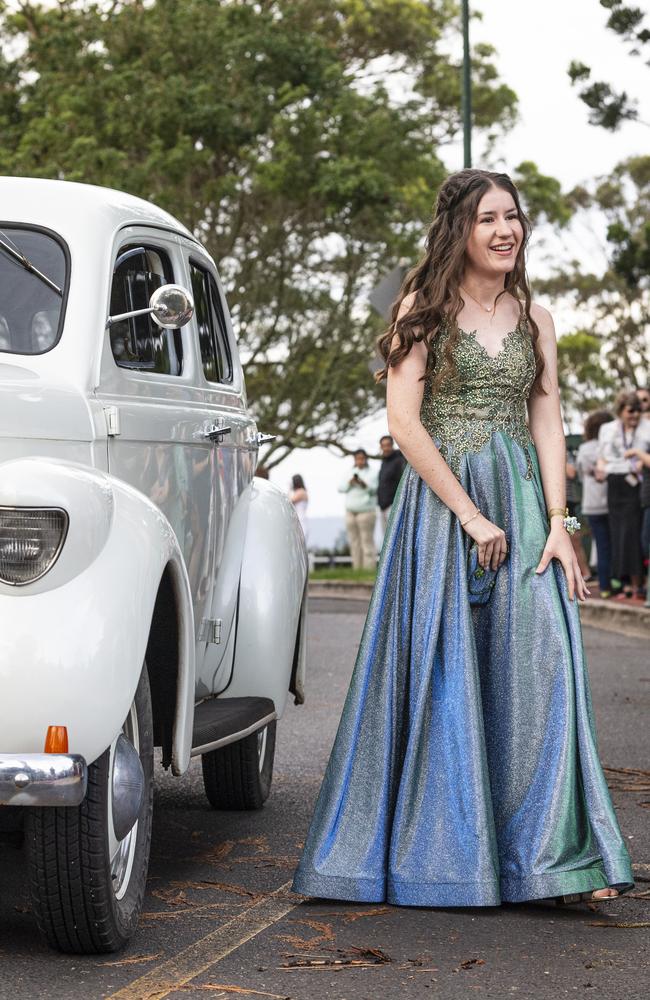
(107, 283), (194, 329)
(149, 284), (194, 329)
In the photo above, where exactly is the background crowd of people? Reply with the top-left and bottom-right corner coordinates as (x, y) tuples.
(286, 436), (406, 571)
(574, 386), (650, 605)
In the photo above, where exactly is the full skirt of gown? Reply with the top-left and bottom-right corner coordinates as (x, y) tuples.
(292, 432), (634, 906)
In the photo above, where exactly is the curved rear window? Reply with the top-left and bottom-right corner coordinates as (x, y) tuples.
(0, 226), (68, 355)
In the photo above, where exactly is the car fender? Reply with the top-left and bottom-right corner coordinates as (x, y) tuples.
(226, 477), (308, 715)
(0, 458), (195, 771)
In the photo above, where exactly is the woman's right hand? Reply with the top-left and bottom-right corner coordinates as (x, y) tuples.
(462, 513), (508, 570)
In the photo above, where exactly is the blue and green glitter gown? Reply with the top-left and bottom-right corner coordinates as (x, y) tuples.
(293, 318), (633, 906)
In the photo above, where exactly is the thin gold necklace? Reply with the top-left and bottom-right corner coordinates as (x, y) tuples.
(461, 285), (499, 314)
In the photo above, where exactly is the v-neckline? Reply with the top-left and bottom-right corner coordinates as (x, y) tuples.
(456, 318), (524, 361)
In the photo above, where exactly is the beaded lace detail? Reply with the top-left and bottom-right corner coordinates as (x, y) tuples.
(420, 317), (537, 477)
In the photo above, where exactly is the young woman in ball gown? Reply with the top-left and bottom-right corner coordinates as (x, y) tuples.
(293, 169), (633, 907)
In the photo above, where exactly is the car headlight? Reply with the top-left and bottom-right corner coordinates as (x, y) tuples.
(0, 507), (69, 585)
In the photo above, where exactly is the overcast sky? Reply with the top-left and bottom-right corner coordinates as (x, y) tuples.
(272, 0), (650, 518)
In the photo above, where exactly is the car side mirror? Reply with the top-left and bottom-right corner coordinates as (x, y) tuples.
(107, 283), (194, 329)
(149, 284), (194, 329)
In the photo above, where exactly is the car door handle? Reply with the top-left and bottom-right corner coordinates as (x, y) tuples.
(203, 425), (232, 443)
(256, 432), (276, 446)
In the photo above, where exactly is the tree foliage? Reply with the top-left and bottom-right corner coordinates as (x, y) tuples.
(0, 0), (519, 466)
(536, 157), (650, 416)
(555, 331), (617, 414)
(568, 0), (649, 131)
(512, 161), (576, 227)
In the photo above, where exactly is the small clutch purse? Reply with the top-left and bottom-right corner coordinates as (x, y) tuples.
(467, 543), (502, 605)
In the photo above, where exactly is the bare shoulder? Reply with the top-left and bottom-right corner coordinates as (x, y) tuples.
(396, 290), (418, 320)
(391, 290), (427, 366)
(529, 301), (556, 339)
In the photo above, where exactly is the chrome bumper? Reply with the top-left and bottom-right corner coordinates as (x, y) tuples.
(0, 753), (87, 806)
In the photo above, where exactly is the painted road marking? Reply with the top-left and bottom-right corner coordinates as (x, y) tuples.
(108, 881), (298, 1000)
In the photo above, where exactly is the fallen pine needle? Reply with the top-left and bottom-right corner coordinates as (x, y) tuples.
(306, 906), (391, 923)
(459, 958), (486, 970)
(100, 952), (163, 966)
(343, 906), (391, 923)
(604, 766), (650, 777)
(603, 766), (650, 792)
(182, 985), (289, 998)
(279, 963), (385, 972)
(280, 946), (391, 970)
(589, 921), (650, 928)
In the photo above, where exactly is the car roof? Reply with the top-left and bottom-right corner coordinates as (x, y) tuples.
(0, 177), (210, 390)
(0, 176), (197, 244)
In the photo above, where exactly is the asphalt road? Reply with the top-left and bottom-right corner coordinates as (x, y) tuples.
(0, 598), (648, 1000)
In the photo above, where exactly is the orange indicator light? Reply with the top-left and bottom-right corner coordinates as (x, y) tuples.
(44, 726), (69, 754)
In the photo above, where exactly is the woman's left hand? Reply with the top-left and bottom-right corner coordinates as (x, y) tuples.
(535, 525), (591, 602)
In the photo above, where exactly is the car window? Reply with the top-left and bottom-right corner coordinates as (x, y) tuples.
(0, 226), (67, 355)
(190, 261), (233, 384)
(109, 244), (183, 375)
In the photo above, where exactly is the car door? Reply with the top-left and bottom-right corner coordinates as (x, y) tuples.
(96, 230), (224, 652)
(180, 242), (257, 698)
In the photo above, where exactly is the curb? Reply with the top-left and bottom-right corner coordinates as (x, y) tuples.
(578, 599), (650, 639)
(308, 581), (650, 639)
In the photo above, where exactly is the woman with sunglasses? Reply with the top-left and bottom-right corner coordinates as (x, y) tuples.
(598, 391), (650, 601)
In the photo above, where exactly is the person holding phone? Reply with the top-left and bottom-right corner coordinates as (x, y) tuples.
(338, 449), (379, 570)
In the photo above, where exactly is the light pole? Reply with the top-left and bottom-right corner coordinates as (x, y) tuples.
(462, 0), (472, 168)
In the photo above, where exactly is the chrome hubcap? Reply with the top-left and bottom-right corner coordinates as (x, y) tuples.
(107, 701), (140, 900)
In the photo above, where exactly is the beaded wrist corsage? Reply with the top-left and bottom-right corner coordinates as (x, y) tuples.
(548, 506), (581, 535)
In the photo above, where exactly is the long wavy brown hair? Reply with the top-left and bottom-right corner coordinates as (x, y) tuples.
(376, 168), (546, 395)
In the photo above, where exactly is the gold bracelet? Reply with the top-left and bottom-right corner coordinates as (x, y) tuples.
(547, 506), (567, 519)
(460, 509), (480, 527)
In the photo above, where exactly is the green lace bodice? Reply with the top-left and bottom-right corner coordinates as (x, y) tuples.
(420, 317), (537, 477)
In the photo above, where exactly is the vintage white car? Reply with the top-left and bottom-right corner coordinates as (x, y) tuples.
(0, 177), (308, 954)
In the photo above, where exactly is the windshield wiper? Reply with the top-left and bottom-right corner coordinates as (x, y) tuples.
(0, 230), (62, 296)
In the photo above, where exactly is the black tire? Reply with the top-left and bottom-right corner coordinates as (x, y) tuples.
(201, 720), (276, 810)
(25, 666), (154, 954)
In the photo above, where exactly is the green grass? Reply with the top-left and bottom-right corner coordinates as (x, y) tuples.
(310, 566), (376, 582)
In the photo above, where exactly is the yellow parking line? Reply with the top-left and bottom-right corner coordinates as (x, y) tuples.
(108, 881), (297, 1000)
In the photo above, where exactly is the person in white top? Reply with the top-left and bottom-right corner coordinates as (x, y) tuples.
(338, 449), (379, 570)
(576, 410), (614, 597)
(289, 474), (309, 542)
(597, 391), (650, 601)
(636, 386), (650, 430)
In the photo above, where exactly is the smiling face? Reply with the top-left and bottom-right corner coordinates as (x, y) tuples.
(463, 185), (524, 279)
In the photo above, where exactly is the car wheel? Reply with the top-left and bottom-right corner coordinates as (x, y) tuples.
(201, 720), (276, 810)
(26, 665), (153, 954)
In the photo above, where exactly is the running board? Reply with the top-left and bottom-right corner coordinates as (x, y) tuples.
(191, 697), (276, 756)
